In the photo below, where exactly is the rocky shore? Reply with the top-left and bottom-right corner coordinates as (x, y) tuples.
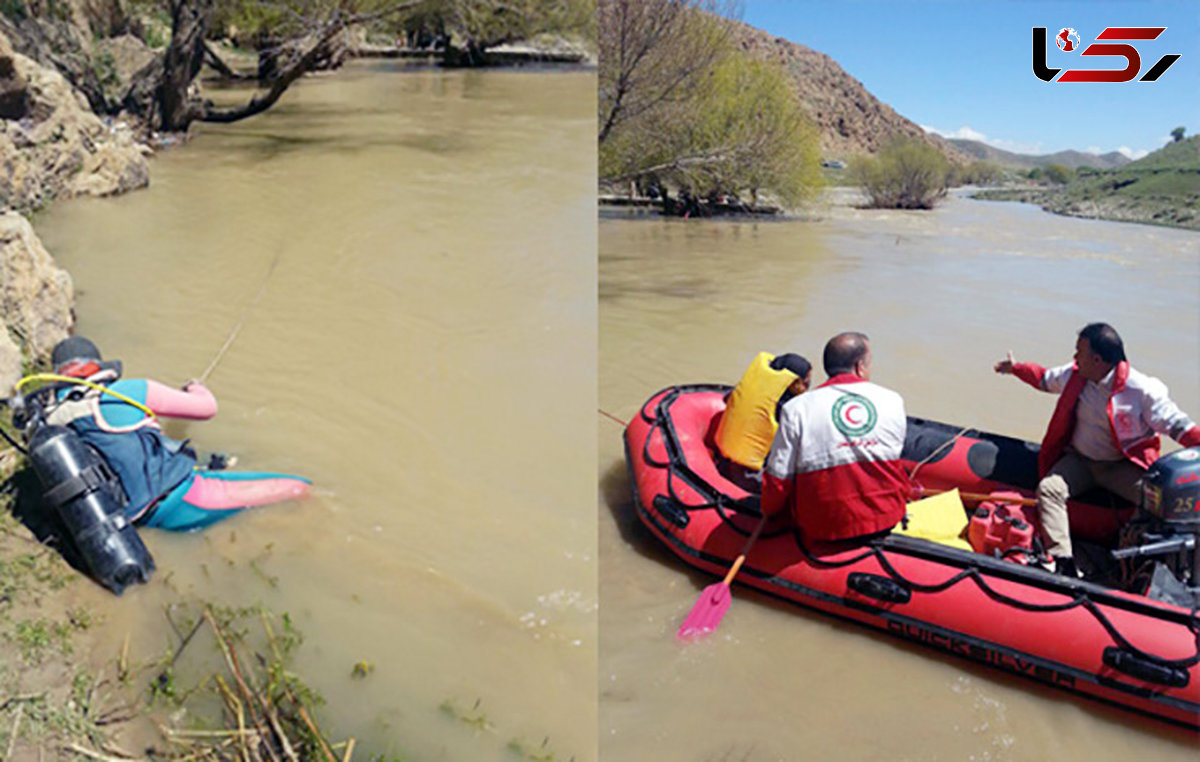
(2, 24), (152, 385)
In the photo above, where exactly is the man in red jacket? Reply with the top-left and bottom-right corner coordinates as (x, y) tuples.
(995, 323), (1200, 576)
(762, 332), (911, 543)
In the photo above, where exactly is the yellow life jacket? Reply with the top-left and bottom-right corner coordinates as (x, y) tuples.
(715, 352), (797, 470)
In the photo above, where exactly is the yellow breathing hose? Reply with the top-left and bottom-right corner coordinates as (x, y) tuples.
(16, 373), (157, 419)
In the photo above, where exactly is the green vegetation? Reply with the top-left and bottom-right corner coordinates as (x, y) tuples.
(1043, 163), (1073, 185)
(1124, 133), (1200, 171)
(0, 499), (355, 759)
(0, 0), (27, 22)
(851, 137), (950, 209)
(952, 159), (1004, 186)
(120, 0), (593, 130)
(598, 1), (821, 210)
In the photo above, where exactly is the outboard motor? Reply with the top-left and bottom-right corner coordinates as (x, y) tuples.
(26, 424), (155, 594)
(1114, 447), (1200, 605)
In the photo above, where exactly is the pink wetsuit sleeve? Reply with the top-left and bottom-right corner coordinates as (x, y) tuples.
(145, 379), (218, 419)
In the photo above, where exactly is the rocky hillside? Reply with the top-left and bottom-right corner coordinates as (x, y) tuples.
(726, 19), (971, 165)
(949, 139), (1131, 170)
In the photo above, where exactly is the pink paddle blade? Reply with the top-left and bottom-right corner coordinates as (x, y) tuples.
(676, 582), (732, 641)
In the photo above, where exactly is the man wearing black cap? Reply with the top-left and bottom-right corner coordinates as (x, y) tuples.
(714, 352), (813, 492)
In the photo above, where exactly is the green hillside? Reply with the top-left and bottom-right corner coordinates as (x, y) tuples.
(974, 135), (1200, 230)
(1068, 136), (1200, 203)
(1123, 135), (1200, 171)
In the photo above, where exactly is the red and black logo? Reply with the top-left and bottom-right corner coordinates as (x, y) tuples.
(1033, 27), (1180, 83)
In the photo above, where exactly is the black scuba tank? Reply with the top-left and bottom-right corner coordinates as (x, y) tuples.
(27, 424), (155, 594)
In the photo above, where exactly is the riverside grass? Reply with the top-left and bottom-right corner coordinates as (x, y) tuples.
(0, 500), (353, 761)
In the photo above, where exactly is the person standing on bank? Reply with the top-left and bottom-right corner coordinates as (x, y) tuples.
(994, 323), (1200, 577)
(761, 332), (911, 543)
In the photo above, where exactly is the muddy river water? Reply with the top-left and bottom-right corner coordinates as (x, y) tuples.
(26, 57), (1200, 759)
(37, 61), (597, 760)
(599, 194), (1199, 760)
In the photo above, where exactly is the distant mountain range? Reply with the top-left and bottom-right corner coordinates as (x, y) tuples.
(947, 139), (1132, 170)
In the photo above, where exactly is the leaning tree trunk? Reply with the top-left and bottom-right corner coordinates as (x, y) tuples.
(157, 0), (212, 131)
(441, 39), (487, 67)
(125, 1), (416, 132)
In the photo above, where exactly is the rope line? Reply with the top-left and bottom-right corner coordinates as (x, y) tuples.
(598, 408), (628, 427)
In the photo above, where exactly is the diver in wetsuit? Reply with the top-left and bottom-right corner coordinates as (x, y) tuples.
(45, 337), (309, 531)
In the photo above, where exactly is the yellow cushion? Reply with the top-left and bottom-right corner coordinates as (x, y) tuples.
(893, 489), (973, 551)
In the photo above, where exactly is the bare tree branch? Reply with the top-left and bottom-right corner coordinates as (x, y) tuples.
(203, 42), (254, 80)
(597, 0), (735, 144)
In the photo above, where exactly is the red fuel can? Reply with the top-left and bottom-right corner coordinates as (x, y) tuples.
(968, 491), (1036, 562)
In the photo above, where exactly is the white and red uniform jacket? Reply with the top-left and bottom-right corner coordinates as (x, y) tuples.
(1013, 360), (1200, 476)
(762, 374), (911, 541)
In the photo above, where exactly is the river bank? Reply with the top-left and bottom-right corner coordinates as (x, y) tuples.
(7, 54), (597, 759)
(602, 182), (1200, 230)
(972, 185), (1200, 231)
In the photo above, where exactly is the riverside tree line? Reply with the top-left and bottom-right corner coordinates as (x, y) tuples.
(597, 0), (1011, 212)
(139, 0), (591, 130)
(3, 0), (592, 132)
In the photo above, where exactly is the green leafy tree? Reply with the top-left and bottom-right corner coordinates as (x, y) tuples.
(677, 53), (822, 206)
(957, 159), (1002, 186)
(1170, 126), (1186, 143)
(601, 47), (822, 209)
(599, 2), (821, 210)
(396, 0), (593, 66)
(851, 137), (950, 209)
(1043, 162), (1073, 185)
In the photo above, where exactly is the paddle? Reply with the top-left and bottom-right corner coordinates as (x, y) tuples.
(677, 517), (766, 641)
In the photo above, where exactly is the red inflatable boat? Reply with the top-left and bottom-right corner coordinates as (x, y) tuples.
(624, 385), (1200, 729)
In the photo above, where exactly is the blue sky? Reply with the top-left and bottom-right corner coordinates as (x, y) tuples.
(740, 1), (1200, 159)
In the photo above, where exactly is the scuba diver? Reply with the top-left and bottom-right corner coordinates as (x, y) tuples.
(39, 336), (310, 532)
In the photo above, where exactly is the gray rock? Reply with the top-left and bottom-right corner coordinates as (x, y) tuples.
(0, 211), (74, 384)
(0, 30), (150, 210)
(0, 30), (30, 120)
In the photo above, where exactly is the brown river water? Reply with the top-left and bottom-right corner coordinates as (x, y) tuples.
(599, 194), (1199, 761)
(35, 61), (597, 760)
